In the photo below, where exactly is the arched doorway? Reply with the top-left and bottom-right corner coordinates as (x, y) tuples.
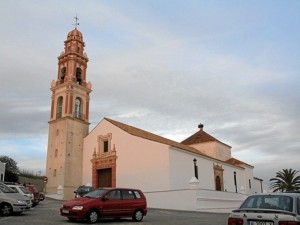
(213, 164), (224, 191)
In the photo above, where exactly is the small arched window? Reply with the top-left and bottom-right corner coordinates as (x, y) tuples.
(74, 98), (81, 119)
(56, 97), (63, 119)
(76, 68), (82, 85)
(60, 67), (66, 83)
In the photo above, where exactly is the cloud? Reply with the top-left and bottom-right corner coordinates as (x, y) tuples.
(0, 1), (299, 187)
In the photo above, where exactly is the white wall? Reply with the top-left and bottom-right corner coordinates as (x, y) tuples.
(169, 147), (256, 194)
(82, 119), (171, 191)
(145, 188), (247, 213)
(169, 147), (215, 190)
(253, 178), (268, 193)
(0, 162), (5, 182)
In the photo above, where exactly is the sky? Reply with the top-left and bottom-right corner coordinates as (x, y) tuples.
(0, 0), (299, 186)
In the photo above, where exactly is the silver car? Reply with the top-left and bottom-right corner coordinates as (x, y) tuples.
(0, 182), (31, 216)
(228, 193), (300, 225)
(7, 184), (34, 205)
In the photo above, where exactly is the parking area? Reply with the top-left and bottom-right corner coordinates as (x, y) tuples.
(0, 197), (229, 225)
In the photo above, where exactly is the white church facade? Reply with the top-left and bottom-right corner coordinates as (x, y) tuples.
(45, 28), (263, 212)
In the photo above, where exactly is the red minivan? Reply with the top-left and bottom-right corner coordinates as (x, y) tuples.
(60, 187), (147, 223)
(25, 184), (40, 207)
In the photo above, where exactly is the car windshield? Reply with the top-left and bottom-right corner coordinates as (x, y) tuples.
(19, 186), (31, 194)
(83, 189), (109, 198)
(0, 184), (15, 193)
(241, 195), (294, 212)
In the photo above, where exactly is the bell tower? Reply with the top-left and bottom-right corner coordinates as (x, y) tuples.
(45, 27), (92, 200)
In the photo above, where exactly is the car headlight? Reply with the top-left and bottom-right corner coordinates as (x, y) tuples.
(17, 200), (26, 204)
(72, 206), (83, 210)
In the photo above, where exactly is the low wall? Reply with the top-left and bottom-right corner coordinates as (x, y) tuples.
(145, 188), (247, 213)
(18, 176), (45, 192)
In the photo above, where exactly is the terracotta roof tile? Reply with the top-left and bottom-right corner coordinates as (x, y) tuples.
(104, 118), (247, 168)
(105, 118), (207, 157)
(181, 129), (231, 148)
(226, 158), (253, 168)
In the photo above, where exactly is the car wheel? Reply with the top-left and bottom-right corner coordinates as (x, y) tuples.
(132, 209), (144, 222)
(86, 210), (99, 223)
(0, 203), (13, 216)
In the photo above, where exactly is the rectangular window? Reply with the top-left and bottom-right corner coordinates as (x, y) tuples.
(106, 190), (121, 200)
(122, 190), (135, 200)
(103, 141), (109, 153)
(134, 191), (141, 199)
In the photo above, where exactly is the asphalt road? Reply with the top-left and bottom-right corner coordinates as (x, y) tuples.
(0, 198), (229, 225)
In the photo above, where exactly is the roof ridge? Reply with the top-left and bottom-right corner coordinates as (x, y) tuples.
(181, 129), (231, 147)
(104, 117), (205, 156)
(104, 118), (241, 167)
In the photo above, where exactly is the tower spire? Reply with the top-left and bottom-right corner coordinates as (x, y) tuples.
(73, 14), (79, 29)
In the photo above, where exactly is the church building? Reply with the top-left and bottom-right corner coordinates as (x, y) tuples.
(45, 28), (263, 212)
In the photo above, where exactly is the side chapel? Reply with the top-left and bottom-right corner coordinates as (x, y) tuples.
(45, 28), (263, 209)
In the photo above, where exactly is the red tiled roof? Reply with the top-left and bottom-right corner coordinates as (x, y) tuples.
(181, 129), (231, 148)
(104, 118), (251, 168)
(105, 117), (206, 157)
(226, 158), (253, 168)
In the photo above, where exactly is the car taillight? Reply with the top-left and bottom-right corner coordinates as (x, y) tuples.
(228, 217), (243, 225)
(279, 222), (298, 225)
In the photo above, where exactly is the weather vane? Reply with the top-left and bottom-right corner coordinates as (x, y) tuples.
(73, 14), (79, 29)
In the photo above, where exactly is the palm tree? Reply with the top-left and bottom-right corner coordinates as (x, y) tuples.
(269, 169), (300, 192)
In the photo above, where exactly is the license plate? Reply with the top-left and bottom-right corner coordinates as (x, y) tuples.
(62, 209), (69, 214)
(250, 222), (273, 225)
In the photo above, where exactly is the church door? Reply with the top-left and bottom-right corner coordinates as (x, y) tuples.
(215, 176), (221, 191)
(97, 168), (112, 187)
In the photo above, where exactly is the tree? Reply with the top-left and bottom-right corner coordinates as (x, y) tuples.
(269, 168), (300, 192)
(0, 155), (20, 182)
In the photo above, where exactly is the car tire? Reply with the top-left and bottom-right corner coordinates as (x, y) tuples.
(86, 210), (99, 223)
(0, 203), (13, 216)
(132, 209), (144, 222)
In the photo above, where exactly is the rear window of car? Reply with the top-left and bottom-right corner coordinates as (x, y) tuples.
(134, 190), (141, 199)
(241, 195), (293, 212)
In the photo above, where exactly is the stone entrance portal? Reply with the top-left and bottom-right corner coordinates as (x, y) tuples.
(91, 144), (117, 188)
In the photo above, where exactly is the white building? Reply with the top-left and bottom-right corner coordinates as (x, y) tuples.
(0, 161), (5, 182)
(81, 118), (261, 212)
(46, 28), (263, 212)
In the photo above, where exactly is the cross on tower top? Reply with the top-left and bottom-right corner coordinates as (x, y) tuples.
(73, 14), (79, 29)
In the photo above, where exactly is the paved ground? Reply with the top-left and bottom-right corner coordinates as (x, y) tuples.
(0, 197), (229, 225)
